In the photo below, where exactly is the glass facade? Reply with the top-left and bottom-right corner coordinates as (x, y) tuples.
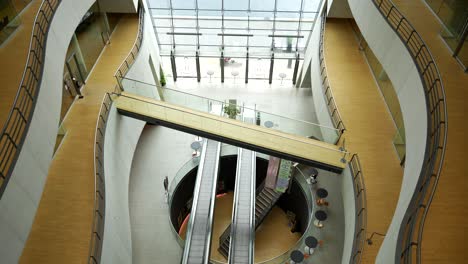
(425, 0), (468, 71)
(148, 0), (321, 83)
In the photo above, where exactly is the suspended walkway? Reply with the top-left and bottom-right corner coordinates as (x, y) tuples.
(114, 92), (347, 173)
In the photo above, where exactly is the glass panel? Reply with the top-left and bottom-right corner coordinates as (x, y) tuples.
(75, 3), (107, 71)
(198, 0), (222, 10)
(277, 0), (302, 11)
(249, 30), (272, 47)
(250, 0), (276, 11)
(224, 0), (249, 11)
(199, 18), (222, 28)
(249, 57), (270, 79)
(273, 58), (295, 84)
(200, 57), (222, 81)
(121, 77), (340, 143)
(303, 0), (322, 12)
(0, 0), (23, 44)
(175, 56), (197, 78)
(172, 0), (195, 9)
(224, 57), (246, 82)
(173, 18), (197, 28)
(249, 19), (274, 30)
(174, 34), (197, 45)
(199, 28), (221, 45)
(457, 39), (468, 69)
(224, 18), (249, 29)
(148, 0), (171, 8)
(161, 56), (174, 86)
(437, 0), (467, 36)
(154, 18), (172, 27)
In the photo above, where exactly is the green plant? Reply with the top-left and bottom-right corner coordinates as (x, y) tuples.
(160, 67), (166, 87)
(223, 104), (240, 119)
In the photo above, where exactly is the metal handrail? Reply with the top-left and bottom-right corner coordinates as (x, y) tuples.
(349, 154), (367, 264)
(371, 0), (448, 263)
(318, 8), (347, 144)
(0, 0), (61, 198)
(88, 93), (113, 264)
(115, 4), (145, 90)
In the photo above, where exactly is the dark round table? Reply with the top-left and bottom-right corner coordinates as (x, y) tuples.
(305, 236), (318, 248)
(290, 250), (304, 263)
(317, 188), (328, 199)
(315, 210), (328, 221)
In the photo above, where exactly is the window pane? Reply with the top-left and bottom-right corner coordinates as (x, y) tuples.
(176, 56), (197, 77)
(224, 57), (246, 82)
(250, 19), (274, 30)
(225, 0), (249, 10)
(224, 47), (247, 57)
(173, 18), (197, 28)
(199, 19), (222, 28)
(277, 0), (302, 11)
(148, 0), (170, 9)
(224, 18), (249, 29)
(249, 57), (270, 79)
(250, 0), (275, 11)
(225, 36), (247, 47)
(154, 18), (172, 27)
(304, 0), (321, 12)
(273, 58), (295, 84)
(200, 57), (222, 81)
(172, 0), (195, 9)
(198, 0), (222, 9)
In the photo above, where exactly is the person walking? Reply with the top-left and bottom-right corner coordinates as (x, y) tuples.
(163, 176), (169, 202)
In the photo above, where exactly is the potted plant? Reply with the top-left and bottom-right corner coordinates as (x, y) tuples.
(160, 67), (166, 87)
(223, 103), (240, 119)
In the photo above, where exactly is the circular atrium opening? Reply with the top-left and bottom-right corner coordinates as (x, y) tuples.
(169, 155), (310, 263)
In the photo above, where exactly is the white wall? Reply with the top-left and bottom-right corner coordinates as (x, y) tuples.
(100, 2), (163, 262)
(121, 0), (162, 99)
(347, 0), (428, 262)
(101, 106), (145, 264)
(98, 0), (138, 13)
(341, 165), (356, 264)
(0, 0), (96, 263)
(300, 0), (326, 86)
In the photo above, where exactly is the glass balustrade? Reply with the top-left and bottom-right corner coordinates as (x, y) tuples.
(120, 77), (341, 144)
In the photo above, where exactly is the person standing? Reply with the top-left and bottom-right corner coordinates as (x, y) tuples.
(163, 176), (169, 202)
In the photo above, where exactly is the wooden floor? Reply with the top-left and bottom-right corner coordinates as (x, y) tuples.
(324, 19), (404, 263)
(389, 1), (468, 263)
(0, 0), (40, 129)
(19, 15), (138, 264)
(115, 92), (346, 170)
(179, 192), (301, 263)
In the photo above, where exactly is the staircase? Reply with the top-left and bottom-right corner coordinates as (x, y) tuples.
(217, 184), (284, 259)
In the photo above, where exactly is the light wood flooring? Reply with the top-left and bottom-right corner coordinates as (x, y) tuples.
(0, 0), (40, 129)
(324, 19), (404, 263)
(388, 1), (468, 263)
(19, 14), (138, 264)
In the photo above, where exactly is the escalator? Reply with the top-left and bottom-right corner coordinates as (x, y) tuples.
(181, 139), (221, 264)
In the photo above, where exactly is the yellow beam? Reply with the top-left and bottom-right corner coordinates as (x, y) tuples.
(115, 92), (347, 171)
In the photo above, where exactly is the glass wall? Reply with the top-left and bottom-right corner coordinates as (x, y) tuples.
(425, 0), (468, 71)
(350, 20), (406, 164)
(148, 0), (320, 83)
(0, 0), (31, 44)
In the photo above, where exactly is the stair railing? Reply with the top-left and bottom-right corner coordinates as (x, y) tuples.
(371, 1), (448, 263)
(0, 0), (62, 198)
(88, 92), (113, 264)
